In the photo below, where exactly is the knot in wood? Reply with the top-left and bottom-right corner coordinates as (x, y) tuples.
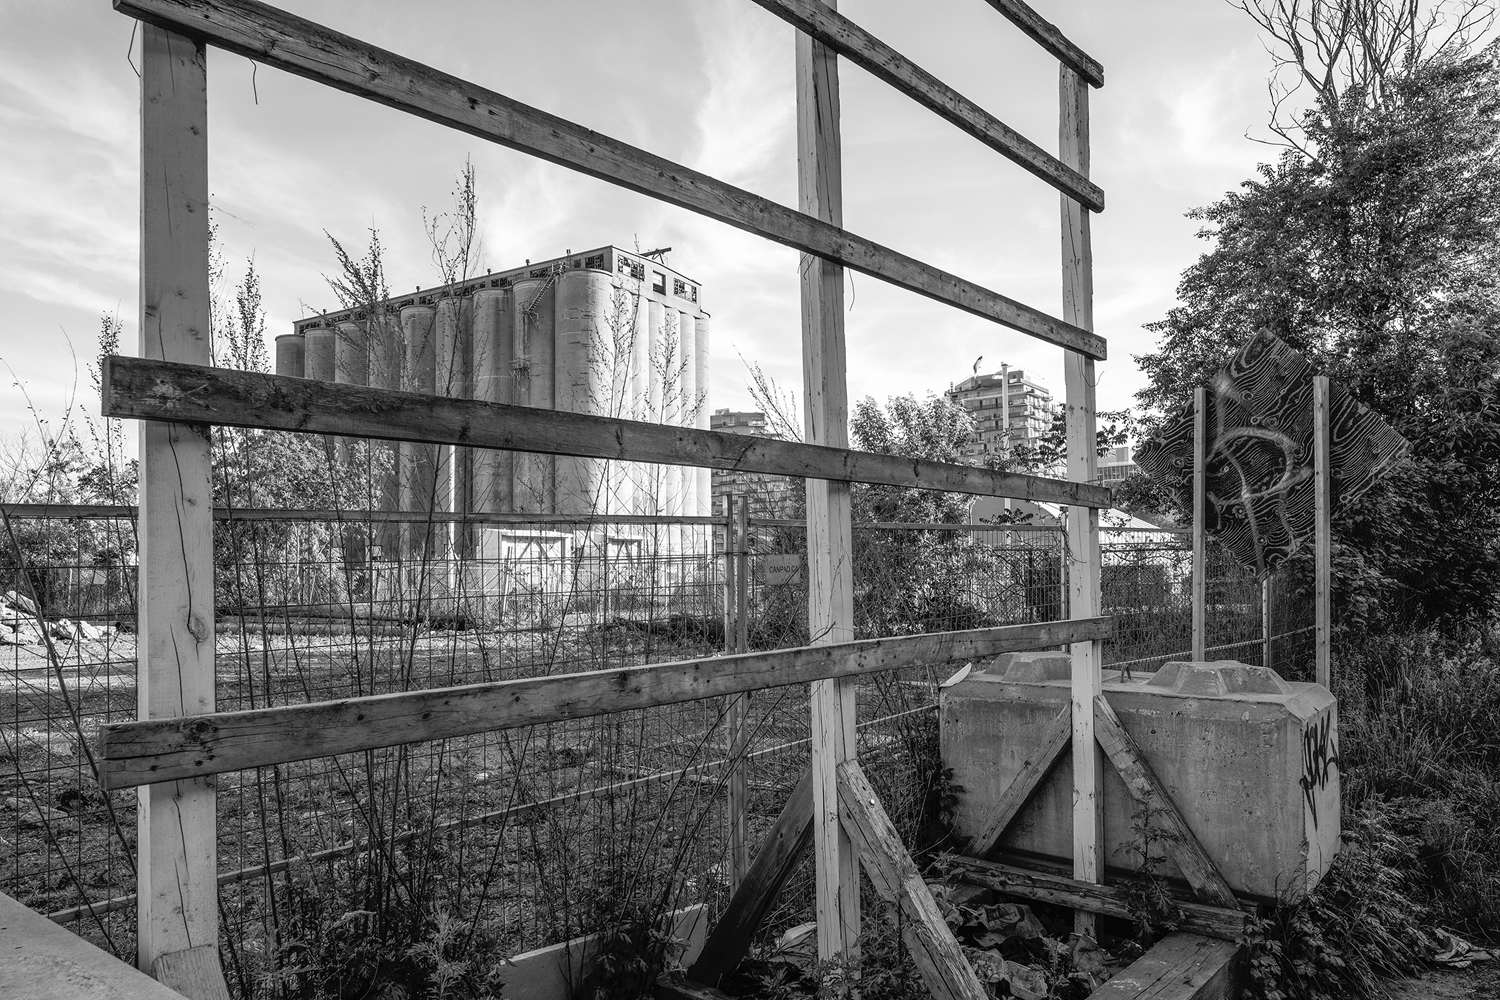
(184, 718), (216, 743)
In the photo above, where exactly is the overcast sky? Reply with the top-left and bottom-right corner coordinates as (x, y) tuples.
(0, 1), (1285, 446)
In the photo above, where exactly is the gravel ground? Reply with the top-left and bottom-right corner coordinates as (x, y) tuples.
(1383, 963), (1500, 999)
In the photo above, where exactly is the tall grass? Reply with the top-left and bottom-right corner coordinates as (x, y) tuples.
(1248, 629), (1500, 999)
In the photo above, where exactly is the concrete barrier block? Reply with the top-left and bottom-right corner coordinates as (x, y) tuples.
(941, 660), (1340, 901)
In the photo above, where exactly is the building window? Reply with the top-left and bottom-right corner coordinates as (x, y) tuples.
(652, 271), (667, 294)
(617, 256), (645, 281)
(584, 253), (605, 270)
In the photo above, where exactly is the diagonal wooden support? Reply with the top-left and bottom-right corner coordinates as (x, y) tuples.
(836, 760), (989, 1000)
(1092, 696), (1238, 910)
(969, 705), (1071, 856)
(687, 770), (814, 987)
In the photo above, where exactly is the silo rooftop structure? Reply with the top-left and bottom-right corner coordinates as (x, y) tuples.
(284, 246), (712, 559)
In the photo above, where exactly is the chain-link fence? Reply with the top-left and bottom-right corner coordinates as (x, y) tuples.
(1, 500), (1313, 995)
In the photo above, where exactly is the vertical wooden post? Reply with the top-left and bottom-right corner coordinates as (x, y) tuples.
(726, 495), (750, 890)
(797, 0), (859, 961)
(1262, 575), (1273, 671)
(137, 23), (219, 979)
(1192, 386), (1207, 662)
(736, 496), (750, 656)
(722, 493), (737, 655)
(1059, 65), (1103, 937)
(1313, 375), (1331, 689)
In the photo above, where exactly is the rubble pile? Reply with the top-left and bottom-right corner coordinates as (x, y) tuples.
(0, 590), (114, 649)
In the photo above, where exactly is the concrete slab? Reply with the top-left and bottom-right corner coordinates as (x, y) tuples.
(0, 891), (184, 1000)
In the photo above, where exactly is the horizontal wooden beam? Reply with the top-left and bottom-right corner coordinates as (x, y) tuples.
(98, 617), (1109, 789)
(982, 0), (1103, 88)
(949, 857), (1248, 942)
(112, 0), (1106, 360)
(751, 0), (1102, 211)
(0, 504), (725, 526)
(101, 358), (1113, 508)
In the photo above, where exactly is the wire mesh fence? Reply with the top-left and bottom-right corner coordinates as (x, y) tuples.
(0, 499), (1313, 995)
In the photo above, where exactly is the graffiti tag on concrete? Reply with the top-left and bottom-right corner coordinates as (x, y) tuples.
(1299, 712), (1340, 829)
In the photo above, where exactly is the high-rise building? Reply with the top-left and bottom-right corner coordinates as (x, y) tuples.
(709, 409), (790, 513)
(945, 367), (1056, 462)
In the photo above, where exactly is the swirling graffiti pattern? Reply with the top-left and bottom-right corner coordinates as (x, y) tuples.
(1134, 333), (1410, 575)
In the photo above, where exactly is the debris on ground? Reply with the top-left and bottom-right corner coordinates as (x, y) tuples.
(1429, 928), (1494, 968)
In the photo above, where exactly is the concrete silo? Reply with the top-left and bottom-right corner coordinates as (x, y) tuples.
(693, 313), (711, 518)
(511, 276), (555, 514)
(334, 321), (369, 386)
(400, 305), (441, 564)
(470, 287), (515, 518)
(555, 268), (613, 517)
(288, 245), (711, 587)
(274, 332), (305, 378)
(303, 326), (336, 383)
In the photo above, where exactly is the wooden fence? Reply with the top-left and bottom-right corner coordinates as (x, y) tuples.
(100, 1), (1113, 996)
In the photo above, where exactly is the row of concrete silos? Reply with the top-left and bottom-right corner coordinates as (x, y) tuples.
(276, 266), (712, 540)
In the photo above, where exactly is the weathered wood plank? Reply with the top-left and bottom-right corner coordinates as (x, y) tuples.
(836, 761), (989, 1000)
(0, 504), (723, 525)
(969, 706), (1070, 856)
(949, 858), (1249, 943)
(797, 2), (861, 961)
(1092, 696), (1238, 910)
(1061, 63), (1104, 939)
(982, 0), (1103, 88)
(112, 0), (1106, 360)
(1191, 386), (1207, 661)
(98, 617), (1110, 789)
(687, 770), (814, 988)
(723, 497), (750, 892)
(135, 23), (220, 979)
(101, 357), (1113, 509)
(1087, 931), (1244, 999)
(751, 0), (1102, 210)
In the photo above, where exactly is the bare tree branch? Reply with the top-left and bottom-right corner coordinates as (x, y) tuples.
(1235, 0), (1497, 151)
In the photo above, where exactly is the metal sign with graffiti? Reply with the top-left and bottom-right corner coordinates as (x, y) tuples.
(1134, 332), (1411, 576)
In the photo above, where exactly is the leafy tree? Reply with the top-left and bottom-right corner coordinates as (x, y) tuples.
(1134, 8), (1500, 628)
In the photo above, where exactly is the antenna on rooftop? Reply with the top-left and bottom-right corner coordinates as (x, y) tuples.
(641, 246), (672, 263)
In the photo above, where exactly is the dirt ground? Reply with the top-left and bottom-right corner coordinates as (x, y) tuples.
(1384, 963), (1500, 999)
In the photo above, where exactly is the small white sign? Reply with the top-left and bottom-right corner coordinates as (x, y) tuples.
(761, 554), (803, 587)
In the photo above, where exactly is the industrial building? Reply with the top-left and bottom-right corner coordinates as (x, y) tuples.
(1098, 442), (1139, 483)
(275, 245), (711, 575)
(946, 366), (1056, 462)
